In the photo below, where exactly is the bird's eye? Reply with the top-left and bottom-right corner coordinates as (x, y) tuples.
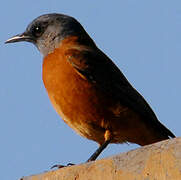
(31, 25), (43, 38)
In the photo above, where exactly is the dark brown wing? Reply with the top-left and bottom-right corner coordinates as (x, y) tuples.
(65, 47), (175, 139)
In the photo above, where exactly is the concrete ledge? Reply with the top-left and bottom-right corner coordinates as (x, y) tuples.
(21, 137), (181, 180)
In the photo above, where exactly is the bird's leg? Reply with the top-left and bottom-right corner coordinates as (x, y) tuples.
(51, 130), (112, 168)
(86, 139), (110, 162)
(86, 130), (112, 162)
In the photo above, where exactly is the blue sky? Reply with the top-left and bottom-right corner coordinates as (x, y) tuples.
(1, 1), (181, 179)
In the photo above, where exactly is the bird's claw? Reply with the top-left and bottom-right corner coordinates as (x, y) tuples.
(51, 163), (75, 169)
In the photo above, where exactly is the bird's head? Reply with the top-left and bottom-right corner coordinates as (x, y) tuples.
(5, 13), (94, 56)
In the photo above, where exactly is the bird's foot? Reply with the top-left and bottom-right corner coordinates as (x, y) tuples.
(51, 163), (75, 169)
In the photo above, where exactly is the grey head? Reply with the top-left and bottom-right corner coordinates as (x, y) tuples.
(5, 13), (93, 56)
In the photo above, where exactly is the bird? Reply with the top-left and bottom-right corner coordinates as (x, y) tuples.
(5, 13), (175, 163)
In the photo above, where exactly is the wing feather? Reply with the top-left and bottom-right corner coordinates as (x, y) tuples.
(65, 47), (175, 138)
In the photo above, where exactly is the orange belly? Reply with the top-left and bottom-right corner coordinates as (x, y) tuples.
(42, 45), (113, 144)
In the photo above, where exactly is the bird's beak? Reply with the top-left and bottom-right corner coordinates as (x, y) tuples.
(5, 33), (35, 44)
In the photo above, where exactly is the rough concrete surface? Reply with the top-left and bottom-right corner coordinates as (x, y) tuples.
(21, 137), (181, 180)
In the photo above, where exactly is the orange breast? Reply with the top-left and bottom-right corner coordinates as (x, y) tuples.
(42, 37), (113, 144)
(42, 36), (162, 146)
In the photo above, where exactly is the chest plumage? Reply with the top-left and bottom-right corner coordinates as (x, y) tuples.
(42, 37), (115, 144)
